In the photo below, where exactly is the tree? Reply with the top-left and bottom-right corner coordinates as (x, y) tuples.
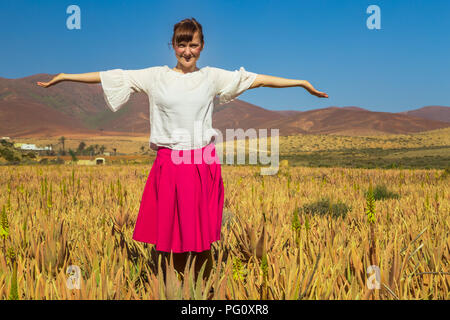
(77, 141), (86, 154)
(68, 149), (78, 162)
(59, 136), (66, 153)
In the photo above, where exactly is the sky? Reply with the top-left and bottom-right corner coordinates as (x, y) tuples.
(1, 0), (449, 113)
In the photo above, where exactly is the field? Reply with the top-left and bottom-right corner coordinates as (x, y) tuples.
(11, 127), (450, 169)
(0, 129), (449, 299)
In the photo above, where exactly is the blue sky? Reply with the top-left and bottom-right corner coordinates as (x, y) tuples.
(1, 0), (449, 113)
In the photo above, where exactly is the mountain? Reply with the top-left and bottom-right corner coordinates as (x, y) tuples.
(397, 106), (450, 123)
(0, 73), (449, 138)
(213, 102), (450, 138)
(0, 73), (149, 137)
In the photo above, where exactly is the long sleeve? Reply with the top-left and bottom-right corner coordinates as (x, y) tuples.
(99, 68), (153, 112)
(209, 66), (258, 105)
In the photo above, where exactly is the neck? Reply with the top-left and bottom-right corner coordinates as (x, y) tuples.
(174, 63), (199, 74)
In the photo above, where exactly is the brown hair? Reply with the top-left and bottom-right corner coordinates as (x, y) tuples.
(169, 18), (204, 49)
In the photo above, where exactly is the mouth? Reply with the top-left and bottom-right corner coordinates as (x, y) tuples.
(183, 56), (192, 61)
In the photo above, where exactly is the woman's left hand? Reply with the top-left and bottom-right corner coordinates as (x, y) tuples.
(301, 80), (328, 98)
(311, 90), (328, 98)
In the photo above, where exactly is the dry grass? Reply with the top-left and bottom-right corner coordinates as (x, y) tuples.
(0, 163), (448, 300)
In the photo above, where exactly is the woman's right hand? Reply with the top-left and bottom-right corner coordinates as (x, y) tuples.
(36, 73), (65, 88)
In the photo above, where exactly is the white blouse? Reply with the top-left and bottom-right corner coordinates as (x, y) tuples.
(99, 65), (258, 150)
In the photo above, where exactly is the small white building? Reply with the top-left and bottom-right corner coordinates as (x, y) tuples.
(76, 157), (106, 165)
(15, 143), (52, 151)
(19, 143), (37, 150)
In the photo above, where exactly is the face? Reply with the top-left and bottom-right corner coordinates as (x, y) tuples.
(173, 31), (204, 68)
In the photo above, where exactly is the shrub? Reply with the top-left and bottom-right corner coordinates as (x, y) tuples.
(50, 158), (65, 165)
(300, 197), (351, 219)
(0, 148), (17, 162)
(366, 183), (399, 200)
(440, 167), (450, 180)
(26, 152), (36, 159)
(68, 149), (78, 162)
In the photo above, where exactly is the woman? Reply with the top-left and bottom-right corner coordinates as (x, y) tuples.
(37, 17), (328, 282)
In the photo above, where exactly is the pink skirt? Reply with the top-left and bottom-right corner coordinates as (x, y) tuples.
(132, 142), (224, 253)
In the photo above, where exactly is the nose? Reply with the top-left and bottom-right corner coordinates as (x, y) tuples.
(182, 48), (193, 57)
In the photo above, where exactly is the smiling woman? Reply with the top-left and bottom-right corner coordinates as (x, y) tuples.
(169, 17), (205, 75)
(34, 16), (329, 285)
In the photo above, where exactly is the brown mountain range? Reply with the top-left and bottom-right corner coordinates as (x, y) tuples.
(398, 106), (450, 123)
(0, 73), (449, 138)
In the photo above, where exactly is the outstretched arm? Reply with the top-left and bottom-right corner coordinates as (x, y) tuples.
(36, 72), (101, 88)
(248, 74), (328, 98)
